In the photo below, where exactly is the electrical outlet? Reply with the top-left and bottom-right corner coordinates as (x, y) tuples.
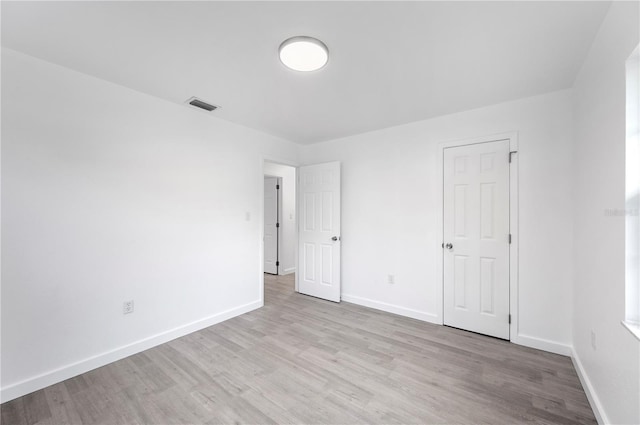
(387, 274), (395, 284)
(590, 330), (596, 350)
(123, 300), (134, 315)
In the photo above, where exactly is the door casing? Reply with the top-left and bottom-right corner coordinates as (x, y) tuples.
(436, 132), (519, 341)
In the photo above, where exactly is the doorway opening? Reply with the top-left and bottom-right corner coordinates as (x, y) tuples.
(263, 161), (297, 302)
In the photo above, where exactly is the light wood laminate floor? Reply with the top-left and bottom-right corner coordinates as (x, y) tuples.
(2, 273), (596, 424)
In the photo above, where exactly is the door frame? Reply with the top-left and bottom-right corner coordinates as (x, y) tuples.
(260, 156), (299, 306)
(435, 132), (519, 341)
(263, 175), (282, 275)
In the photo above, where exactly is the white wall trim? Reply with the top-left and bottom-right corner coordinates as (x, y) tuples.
(0, 300), (262, 403)
(510, 334), (572, 356)
(435, 132), (520, 336)
(342, 293), (440, 324)
(282, 267), (296, 275)
(571, 347), (609, 425)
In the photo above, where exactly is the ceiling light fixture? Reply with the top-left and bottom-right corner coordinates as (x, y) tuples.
(279, 36), (329, 72)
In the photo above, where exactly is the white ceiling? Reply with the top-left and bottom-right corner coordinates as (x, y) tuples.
(2, 1), (610, 144)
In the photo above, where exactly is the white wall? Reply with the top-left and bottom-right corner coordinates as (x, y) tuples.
(263, 162), (296, 275)
(299, 89), (574, 353)
(571, 2), (640, 424)
(0, 48), (298, 402)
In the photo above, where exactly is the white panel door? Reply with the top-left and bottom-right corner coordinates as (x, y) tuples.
(264, 177), (278, 275)
(443, 140), (510, 339)
(298, 162), (341, 302)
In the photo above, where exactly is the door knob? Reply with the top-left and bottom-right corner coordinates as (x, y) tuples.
(331, 236), (340, 241)
(445, 243), (453, 250)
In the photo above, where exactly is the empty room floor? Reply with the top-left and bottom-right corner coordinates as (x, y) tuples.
(1, 274), (596, 424)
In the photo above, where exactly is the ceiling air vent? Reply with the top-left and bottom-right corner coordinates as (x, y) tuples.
(185, 97), (219, 112)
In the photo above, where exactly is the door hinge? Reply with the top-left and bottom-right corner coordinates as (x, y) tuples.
(276, 222), (280, 228)
(441, 242), (444, 248)
(276, 184), (280, 190)
(509, 234), (512, 244)
(276, 261), (279, 267)
(509, 151), (518, 163)
(508, 314), (511, 324)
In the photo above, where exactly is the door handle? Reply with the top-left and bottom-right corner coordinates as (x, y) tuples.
(331, 236), (340, 241)
(445, 243), (453, 250)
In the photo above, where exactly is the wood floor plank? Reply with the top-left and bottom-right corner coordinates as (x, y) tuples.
(1, 396), (27, 425)
(43, 381), (84, 425)
(1, 273), (597, 424)
(22, 390), (52, 425)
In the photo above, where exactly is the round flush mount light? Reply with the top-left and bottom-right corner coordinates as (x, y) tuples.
(279, 36), (329, 72)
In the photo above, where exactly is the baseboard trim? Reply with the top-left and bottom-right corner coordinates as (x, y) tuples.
(0, 300), (263, 403)
(341, 293), (439, 324)
(570, 348), (609, 425)
(511, 334), (572, 356)
(281, 267), (296, 275)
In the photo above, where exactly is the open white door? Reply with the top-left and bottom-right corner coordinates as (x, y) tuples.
(443, 140), (510, 339)
(264, 177), (278, 275)
(298, 162), (341, 302)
